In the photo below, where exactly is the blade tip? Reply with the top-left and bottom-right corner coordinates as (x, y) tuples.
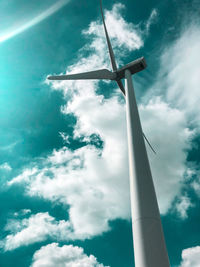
(47, 76), (54, 80)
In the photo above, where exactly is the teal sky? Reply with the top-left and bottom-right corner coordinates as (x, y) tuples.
(1, 0), (200, 266)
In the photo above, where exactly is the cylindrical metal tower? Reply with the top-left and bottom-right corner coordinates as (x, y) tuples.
(125, 69), (170, 267)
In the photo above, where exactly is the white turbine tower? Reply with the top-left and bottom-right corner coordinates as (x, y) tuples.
(48, 1), (170, 266)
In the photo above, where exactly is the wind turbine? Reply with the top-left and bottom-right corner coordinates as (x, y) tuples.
(48, 1), (170, 266)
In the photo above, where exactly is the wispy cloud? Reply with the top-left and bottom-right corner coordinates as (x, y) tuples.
(175, 195), (194, 219)
(139, 98), (193, 214)
(144, 21), (200, 216)
(0, 162), (12, 171)
(0, 0), (70, 43)
(163, 26), (200, 128)
(145, 8), (158, 34)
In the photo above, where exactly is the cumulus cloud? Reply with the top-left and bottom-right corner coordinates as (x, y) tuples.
(8, 114), (130, 239)
(3, 212), (73, 251)
(179, 246), (200, 267)
(102, 3), (143, 51)
(31, 243), (108, 267)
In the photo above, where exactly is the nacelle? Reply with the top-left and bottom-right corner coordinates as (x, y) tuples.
(116, 57), (147, 80)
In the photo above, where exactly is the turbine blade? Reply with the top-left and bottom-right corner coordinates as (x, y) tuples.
(116, 80), (125, 96)
(100, 0), (118, 71)
(143, 132), (156, 154)
(48, 69), (116, 80)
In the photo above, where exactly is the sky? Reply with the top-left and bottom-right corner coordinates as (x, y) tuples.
(0, 0), (200, 266)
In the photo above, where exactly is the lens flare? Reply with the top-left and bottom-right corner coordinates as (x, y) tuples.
(0, 0), (69, 43)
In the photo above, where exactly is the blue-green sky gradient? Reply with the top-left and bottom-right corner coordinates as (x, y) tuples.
(1, 0), (200, 266)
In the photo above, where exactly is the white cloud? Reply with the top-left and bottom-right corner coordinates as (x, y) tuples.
(144, 23), (200, 213)
(139, 97), (193, 213)
(153, 25), (200, 128)
(175, 195), (193, 219)
(103, 3), (143, 51)
(59, 132), (70, 144)
(192, 180), (200, 195)
(145, 9), (158, 34)
(31, 243), (108, 267)
(13, 209), (31, 217)
(82, 3), (144, 67)
(49, 2), (146, 89)
(190, 166), (200, 196)
(3, 212), (73, 251)
(8, 123), (130, 239)
(8, 168), (38, 185)
(179, 246), (200, 267)
(0, 162), (12, 171)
